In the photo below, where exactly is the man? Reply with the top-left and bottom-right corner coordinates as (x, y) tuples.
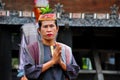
(23, 13), (80, 80)
(18, 0), (80, 80)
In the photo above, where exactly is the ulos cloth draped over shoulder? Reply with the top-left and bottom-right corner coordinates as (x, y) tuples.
(23, 40), (80, 80)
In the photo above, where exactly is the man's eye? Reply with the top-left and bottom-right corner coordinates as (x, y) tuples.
(49, 24), (55, 27)
(43, 25), (48, 28)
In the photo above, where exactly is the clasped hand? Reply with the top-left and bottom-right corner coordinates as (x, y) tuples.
(51, 43), (62, 64)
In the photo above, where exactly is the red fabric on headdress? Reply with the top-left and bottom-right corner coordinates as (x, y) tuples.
(33, 7), (41, 22)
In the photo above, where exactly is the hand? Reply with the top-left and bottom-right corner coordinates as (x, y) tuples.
(51, 43), (62, 64)
(20, 75), (28, 80)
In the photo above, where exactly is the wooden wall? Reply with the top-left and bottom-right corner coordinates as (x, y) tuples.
(2, 0), (120, 13)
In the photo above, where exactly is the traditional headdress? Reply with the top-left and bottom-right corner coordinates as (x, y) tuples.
(33, 0), (56, 22)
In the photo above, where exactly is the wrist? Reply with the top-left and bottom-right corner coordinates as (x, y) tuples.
(59, 60), (67, 70)
(59, 59), (63, 65)
(50, 59), (55, 65)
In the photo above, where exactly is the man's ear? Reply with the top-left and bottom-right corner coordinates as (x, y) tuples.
(56, 26), (59, 32)
(37, 28), (41, 34)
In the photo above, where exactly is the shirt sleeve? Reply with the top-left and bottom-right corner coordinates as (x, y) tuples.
(64, 46), (80, 80)
(18, 38), (43, 79)
(23, 45), (43, 79)
(18, 23), (41, 79)
(17, 34), (26, 77)
(66, 56), (80, 80)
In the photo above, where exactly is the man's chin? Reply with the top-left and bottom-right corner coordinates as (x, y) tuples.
(45, 38), (54, 41)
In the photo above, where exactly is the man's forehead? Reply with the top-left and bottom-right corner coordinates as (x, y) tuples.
(42, 21), (55, 25)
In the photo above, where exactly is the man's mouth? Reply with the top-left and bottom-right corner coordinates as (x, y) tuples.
(47, 34), (53, 37)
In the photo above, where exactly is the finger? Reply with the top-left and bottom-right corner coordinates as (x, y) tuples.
(21, 77), (23, 80)
(56, 43), (61, 51)
(55, 44), (60, 52)
(23, 76), (28, 80)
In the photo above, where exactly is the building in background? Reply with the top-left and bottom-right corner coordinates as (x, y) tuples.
(0, 0), (120, 80)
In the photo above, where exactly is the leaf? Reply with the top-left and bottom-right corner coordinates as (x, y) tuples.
(47, 8), (52, 13)
(46, 5), (49, 11)
(40, 5), (53, 14)
(40, 8), (47, 14)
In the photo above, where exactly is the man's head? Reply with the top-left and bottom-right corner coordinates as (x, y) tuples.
(34, 0), (58, 41)
(38, 20), (59, 41)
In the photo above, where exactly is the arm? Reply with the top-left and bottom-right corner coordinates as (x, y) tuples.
(62, 46), (80, 80)
(66, 56), (80, 79)
(59, 59), (67, 71)
(24, 43), (62, 79)
(18, 23), (40, 79)
(41, 43), (62, 72)
(17, 34), (26, 78)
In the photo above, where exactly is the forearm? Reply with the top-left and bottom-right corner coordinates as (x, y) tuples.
(41, 60), (55, 72)
(59, 59), (66, 71)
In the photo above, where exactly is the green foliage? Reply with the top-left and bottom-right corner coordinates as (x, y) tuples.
(40, 5), (53, 14)
(12, 58), (19, 69)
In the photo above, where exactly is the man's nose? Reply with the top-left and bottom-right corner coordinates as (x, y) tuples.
(47, 27), (52, 31)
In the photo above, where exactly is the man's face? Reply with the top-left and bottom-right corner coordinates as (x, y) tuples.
(38, 20), (59, 41)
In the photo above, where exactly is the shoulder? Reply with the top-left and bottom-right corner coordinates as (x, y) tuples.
(21, 22), (38, 29)
(21, 22), (38, 35)
(27, 41), (39, 49)
(58, 42), (71, 50)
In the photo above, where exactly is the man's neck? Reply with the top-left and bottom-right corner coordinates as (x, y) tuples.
(42, 39), (56, 46)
